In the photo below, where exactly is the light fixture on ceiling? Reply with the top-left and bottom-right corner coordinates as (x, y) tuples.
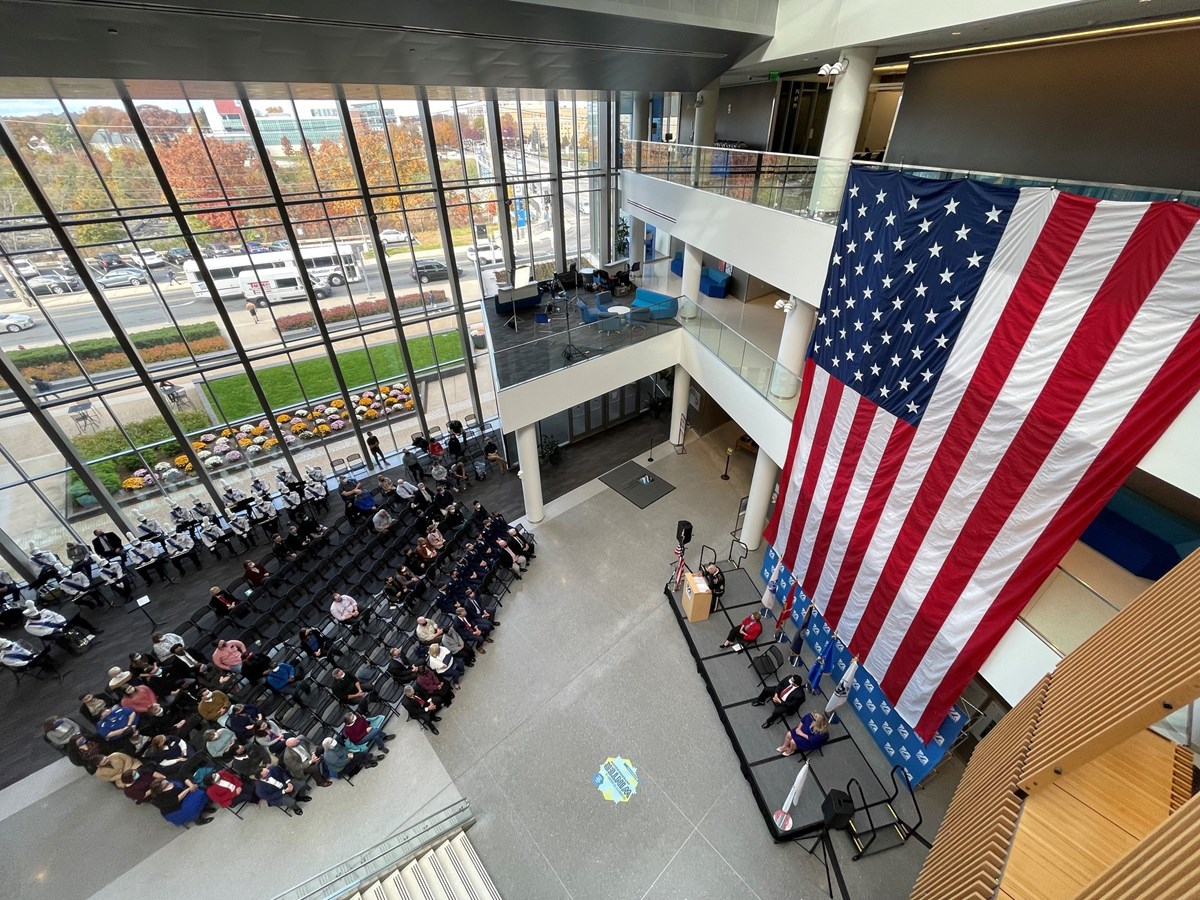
(774, 296), (797, 313)
(817, 57), (849, 78)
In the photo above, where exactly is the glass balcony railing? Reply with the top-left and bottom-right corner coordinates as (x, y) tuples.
(679, 305), (802, 418)
(623, 140), (1200, 223)
(492, 308), (681, 389)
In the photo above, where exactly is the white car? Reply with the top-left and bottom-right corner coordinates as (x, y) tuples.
(128, 248), (165, 268)
(466, 241), (503, 264)
(0, 312), (35, 332)
(378, 229), (418, 245)
(11, 257), (39, 277)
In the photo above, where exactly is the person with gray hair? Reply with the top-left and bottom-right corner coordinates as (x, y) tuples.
(320, 736), (378, 779)
(400, 684), (440, 734)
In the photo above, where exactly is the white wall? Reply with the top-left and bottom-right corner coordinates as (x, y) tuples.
(753, 0), (1090, 64)
(1136, 397), (1200, 499)
(621, 170), (833, 307)
(979, 619), (1060, 705)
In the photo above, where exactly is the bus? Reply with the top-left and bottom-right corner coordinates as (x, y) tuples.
(182, 243), (362, 299)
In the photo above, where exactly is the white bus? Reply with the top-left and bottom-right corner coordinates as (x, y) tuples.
(183, 243), (362, 299)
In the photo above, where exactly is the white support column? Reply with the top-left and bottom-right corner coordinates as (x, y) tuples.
(669, 365), (691, 445)
(811, 46), (878, 217)
(681, 242), (703, 299)
(770, 298), (817, 399)
(630, 217), (646, 268)
(516, 425), (544, 524)
(632, 92), (651, 142)
(742, 450), (781, 551)
(694, 79), (720, 147)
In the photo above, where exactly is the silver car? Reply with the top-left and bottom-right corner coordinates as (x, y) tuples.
(0, 312), (35, 332)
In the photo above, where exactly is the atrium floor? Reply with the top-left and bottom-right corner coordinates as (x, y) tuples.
(0, 422), (960, 900)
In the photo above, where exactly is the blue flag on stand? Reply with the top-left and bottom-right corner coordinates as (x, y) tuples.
(808, 639), (835, 693)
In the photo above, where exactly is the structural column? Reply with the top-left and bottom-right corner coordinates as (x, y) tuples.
(742, 450), (780, 551)
(770, 298), (817, 399)
(515, 425), (544, 524)
(669, 365), (691, 445)
(693, 79), (720, 147)
(811, 46), (878, 217)
(628, 92), (651, 265)
(681, 242), (703, 299)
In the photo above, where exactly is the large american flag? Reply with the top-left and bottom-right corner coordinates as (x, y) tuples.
(766, 168), (1200, 739)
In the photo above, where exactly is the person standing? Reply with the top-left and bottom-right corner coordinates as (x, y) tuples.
(403, 448), (424, 483)
(366, 432), (386, 466)
(245, 299), (260, 325)
(704, 563), (725, 614)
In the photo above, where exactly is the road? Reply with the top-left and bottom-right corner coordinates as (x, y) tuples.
(0, 243), (526, 349)
(0, 148), (596, 350)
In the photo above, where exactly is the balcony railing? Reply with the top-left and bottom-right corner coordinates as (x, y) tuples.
(623, 140), (1200, 223)
(680, 305), (802, 419)
(492, 309), (681, 389)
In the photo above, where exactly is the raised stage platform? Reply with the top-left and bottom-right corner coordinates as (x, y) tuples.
(664, 562), (929, 893)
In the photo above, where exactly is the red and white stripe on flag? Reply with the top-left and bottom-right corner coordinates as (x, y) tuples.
(766, 185), (1200, 740)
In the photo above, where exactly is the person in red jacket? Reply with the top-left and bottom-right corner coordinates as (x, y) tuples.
(720, 611), (763, 649)
(204, 769), (251, 808)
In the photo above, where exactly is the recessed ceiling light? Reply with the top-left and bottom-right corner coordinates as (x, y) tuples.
(107, 26), (118, 34)
(951, 31), (961, 35)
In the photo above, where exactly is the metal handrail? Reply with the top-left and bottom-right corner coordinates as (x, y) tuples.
(623, 139), (1200, 203)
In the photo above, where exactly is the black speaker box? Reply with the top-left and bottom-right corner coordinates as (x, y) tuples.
(676, 519), (693, 545)
(821, 789), (854, 830)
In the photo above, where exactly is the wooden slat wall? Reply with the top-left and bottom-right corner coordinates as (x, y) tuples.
(1020, 549), (1200, 793)
(1170, 744), (1193, 812)
(910, 676), (1049, 900)
(1075, 792), (1200, 900)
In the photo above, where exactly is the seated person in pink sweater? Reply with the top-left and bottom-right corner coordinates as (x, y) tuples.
(211, 639), (249, 674)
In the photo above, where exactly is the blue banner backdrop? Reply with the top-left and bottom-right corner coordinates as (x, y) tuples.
(760, 549), (966, 785)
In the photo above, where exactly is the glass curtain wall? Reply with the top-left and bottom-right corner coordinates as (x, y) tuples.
(0, 77), (608, 570)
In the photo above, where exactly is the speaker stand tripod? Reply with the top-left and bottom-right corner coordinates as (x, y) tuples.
(800, 827), (850, 900)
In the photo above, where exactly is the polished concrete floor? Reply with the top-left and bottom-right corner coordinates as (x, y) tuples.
(0, 422), (959, 900)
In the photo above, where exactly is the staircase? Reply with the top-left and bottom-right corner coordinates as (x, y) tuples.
(844, 766), (924, 861)
(351, 833), (502, 900)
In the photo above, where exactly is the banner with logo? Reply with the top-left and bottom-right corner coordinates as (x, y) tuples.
(760, 549), (966, 786)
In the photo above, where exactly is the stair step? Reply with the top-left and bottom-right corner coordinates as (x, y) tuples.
(359, 883), (388, 900)
(432, 843), (473, 898)
(416, 851), (453, 900)
(450, 834), (503, 899)
(398, 861), (427, 899)
(378, 870), (412, 900)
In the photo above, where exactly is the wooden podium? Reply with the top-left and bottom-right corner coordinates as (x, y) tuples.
(682, 572), (712, 623)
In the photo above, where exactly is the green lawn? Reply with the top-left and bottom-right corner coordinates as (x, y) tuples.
(205, 333), (465, 420)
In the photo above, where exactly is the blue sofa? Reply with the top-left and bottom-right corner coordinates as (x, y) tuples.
(493, 283), (541, 316)
(631, 288), (678, 319)
(700, 268), (730, 298)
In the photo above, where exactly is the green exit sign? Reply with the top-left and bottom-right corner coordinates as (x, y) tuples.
(769, 70), (780, 81)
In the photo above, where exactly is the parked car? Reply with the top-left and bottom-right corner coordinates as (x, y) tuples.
(128, 248), (164, 268)
(95, 267), (148, 288)
(164, 247), (192, 265)
(410, 260), (462, 284)
(244, 241), (267, 254)
(466, 241), (502, 264)
(268, 240), (291, 251)
(0, 312), (35, 332)
(11, 257), (39, 277)
(25, 273), (83, 295)
(379, 229), (419, 245)
(201, 242), (233, 258)
(94, 251), (124, 271)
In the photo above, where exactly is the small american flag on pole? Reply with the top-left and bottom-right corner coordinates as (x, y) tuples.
(766, 168), (1200, 739)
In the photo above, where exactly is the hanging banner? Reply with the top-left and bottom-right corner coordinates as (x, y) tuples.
(760, 549), (967, 786)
